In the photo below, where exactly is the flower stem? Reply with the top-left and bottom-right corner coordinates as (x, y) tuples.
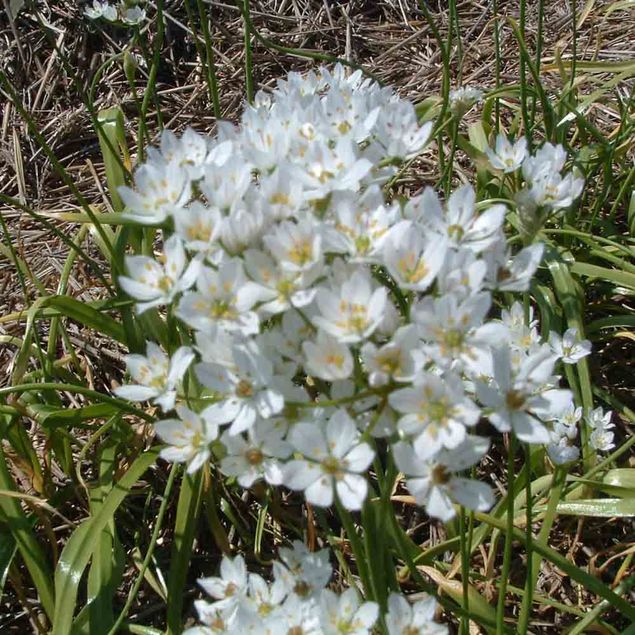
(496, 434), (516, 633)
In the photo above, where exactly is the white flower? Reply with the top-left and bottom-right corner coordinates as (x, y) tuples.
(547, 421), (580, 465)
(219, 419), (291, 487)
(361, 325), (423, 387)
(198, 555), (249, 611)
(393, 437), (494, 522)
(549, 328), (591, 364)
(385, 592), (448, 635)
(242, 249), (318, 315)
(118, 235), (200, 313)
(273, 540), (332, 599)
(303, 329), (354, 381)
(173, 202), (222, 256)
(261, 219), (323, 275)
(121, 4), (146, 25)
(587, 407), (615, 452)
(486, 135), (527, 173)
(485, 241), (544, 292)
(389, 372), (480, 459)
(476, 346), (572, 444)
(313, 268), (387, 343)
(85, 0), (117, 20)
(176, 259), (260, 336)
(155, 404), (219, 473)
(413, 291), (506, 374)
(449, 86), (483, 115)
(114, 342), (194, 412)
(119, 160), (190, 225)
(284, 409), (374, 510)
(323, 186), (397, 263)
(382, 221), (448, 291)
(196, 339), (285, 434)
(416, 186), (505, 254)
(319, 588), (379, 635)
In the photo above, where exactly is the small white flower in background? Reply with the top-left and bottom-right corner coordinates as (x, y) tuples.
(198, 554), (249, 612)
(587, 406), (616, 452)
(361, 324), (423, 387)
(485, 241), (544, 292)
(518, 142), (584, 212)
(549, 327), (591, 364)
(319, 588), (379, 635)
(313, 268), (387, 343)
(389, 372), (480, 459)
(284, 409), (374, 510)
(120, 3), (146, 25)
(393, 437), (494, 522)
(155, 405), (219, 473)
(114, 342), (193, 412)
(385, 592), (448, 635)
(477, 346), (572, 444)
(219, 419), (291, 487)
(273, 540), (332, 599)
(547, 421), (580, 465)
(85, 0), (117, 20)
(486, 135), (528, 173)
(449, 86), (483, 115)
(303, 329), (354, 381)
(382, 221), (448, 292)
(119, 161), (190, 225)
(195, 339), (285, 435)
(118, 235), (200, 314)
(417, 185), (505, 254)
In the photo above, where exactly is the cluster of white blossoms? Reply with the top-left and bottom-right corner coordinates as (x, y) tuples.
(85, 0), (146, 25)
(184, 544), (447, 635)
(113, 64), (593, 521)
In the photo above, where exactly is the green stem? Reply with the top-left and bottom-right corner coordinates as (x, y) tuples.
(241, 0), (254, 103)
(196, 0), (222, 118)
(496, 435), (516, 633)
(517, 467), (565, 631)
(107, 464), (178, 635)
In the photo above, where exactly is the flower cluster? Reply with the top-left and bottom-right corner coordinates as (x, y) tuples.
(486, 133), (585, 240)
(85, 0), (146, 25)
(184, 544), (447, 635)
(114, 64), (590, 521)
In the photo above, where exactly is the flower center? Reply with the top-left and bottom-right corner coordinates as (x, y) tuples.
(245, 448), (264, 465)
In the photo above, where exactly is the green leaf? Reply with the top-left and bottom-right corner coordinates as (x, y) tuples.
(52, 449), (159, 635)
(0, 447), (55, 620)
(570, 262), (635, 291)
(96, 108), (131, 214)
(0, 525), (17, 596)
(165, 470), (204, 635)
(556, 498), (635, 517)
(603, 469), (635, 491)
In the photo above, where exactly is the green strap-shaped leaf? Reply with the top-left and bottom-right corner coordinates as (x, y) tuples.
(52, 449), (159, 635)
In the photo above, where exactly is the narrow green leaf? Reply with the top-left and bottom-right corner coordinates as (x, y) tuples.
(52, 449), (159, 635)
(556, 498), (635, 517)
(96, 108), (131, 213)
(570, 262), (635, 290)
(165, 470), (204, 635)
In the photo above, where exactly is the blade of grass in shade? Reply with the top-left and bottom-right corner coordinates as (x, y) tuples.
(52, 449), (160, 635)
(96, 108), (130, 214)
(0, 445), (55, 621)
(0, 383), (154, 422)
(87, 438), (121, 635)
(138, 0), (166, 162)
(474, 511), (635, 621)
(516, 466), (566, 631)
(0, 525), (17, 597)
(108, 464), (178, 635)
(165, 469), (205, 635)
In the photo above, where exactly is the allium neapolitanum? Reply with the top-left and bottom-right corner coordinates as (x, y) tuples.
(111, 65), (595, 632)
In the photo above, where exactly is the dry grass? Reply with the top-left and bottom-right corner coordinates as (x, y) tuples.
(0, 1), (634, 632)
